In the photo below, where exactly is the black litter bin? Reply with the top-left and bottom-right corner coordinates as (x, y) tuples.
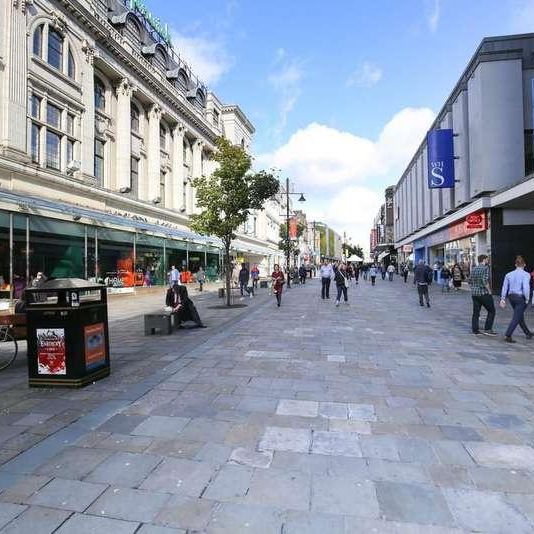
(25, 279), (110, 388)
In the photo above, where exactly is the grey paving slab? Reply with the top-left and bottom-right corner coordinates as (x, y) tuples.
(311, 430), (362, 457)
(445, 488), (533, 533)
(0, 503), (26, 529)
(28, 478), (106, 512)
(137, 525), (186, 534)
(348, 403), (377, 422)
(376, 481), (454, 526)
(203, 464), (253, 501)
(87, 487), (170, 523)
(54, 513), (139, 534)
(276, 399), (318, 418)
(206, 502), (283, 534)
(84, 451), (162, 488)
(244, 469), (310, 511)
(155, 495), (216, 530)
(465, 442), (534, 470)
(282, 511), (345, 534)
(311, 475), (379, 517)
(140, 457), (217, 497)
(131, 416), (190, 438)
(229, 447), (273, 468)
(0, 505), (71, 534)
(258, 426), (311, 453)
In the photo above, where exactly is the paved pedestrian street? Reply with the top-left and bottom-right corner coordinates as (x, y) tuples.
(0, 278), (534, 533)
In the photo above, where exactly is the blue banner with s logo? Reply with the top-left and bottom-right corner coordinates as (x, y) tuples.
(427, 129), (455, 189)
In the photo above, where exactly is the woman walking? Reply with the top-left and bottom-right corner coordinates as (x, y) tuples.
(452, 263), (463, 291)
(369, 264), (378, 286)
(334, 264), (349, 306)
(196, 266), (206, 292)
(271, 264), (285, 307)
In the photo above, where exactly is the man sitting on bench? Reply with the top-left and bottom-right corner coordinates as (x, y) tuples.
(165, 283), (206, 328)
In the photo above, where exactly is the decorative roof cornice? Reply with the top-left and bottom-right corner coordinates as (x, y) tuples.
(54, 0), (219, 143)
(222, 105), (255, 134)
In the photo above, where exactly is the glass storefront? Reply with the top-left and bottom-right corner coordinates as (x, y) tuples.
(0, 209), (221, 301)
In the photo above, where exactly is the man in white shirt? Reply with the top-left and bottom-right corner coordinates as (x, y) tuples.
(168, 265), (180, 287)
(319, 260), (334, 299)
(500, 255), (532, 343)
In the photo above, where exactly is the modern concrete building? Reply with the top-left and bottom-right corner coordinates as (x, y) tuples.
(0, 0), (282, 301)
(370, 185), (395, 265)
(394, 33), (534, 287)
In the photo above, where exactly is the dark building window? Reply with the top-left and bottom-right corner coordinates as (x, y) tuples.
(160, 125), (166, 150)
(131, 104), (140, 132)
(46, 130), (61, 170)
(525, 130), (534, 176)
(67, 48), (76, 79)
(67, 138), (75, 163)
(94, 138), (105, 180)
(31, 95), (41, 119)
(46, 103), (61, 129)
(94, 77), (106, 111)
(31, 123), (40, 163)
(33, 25), (43, 57)
(130, 156), (139, 195)
(47, 29), (63, 70)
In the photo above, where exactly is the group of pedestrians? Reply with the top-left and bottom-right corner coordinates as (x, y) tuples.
(411, 255), (532, 343)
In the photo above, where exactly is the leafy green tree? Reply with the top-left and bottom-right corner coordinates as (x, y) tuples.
(190, 137), (279, 306)
(344, 243), (364, 259)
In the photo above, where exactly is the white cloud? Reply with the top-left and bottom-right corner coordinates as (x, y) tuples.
(171, 31), (232, 85)
(258, 107), (436, 255)
(427, 0), (441, 32)
(268, 55), (303, 135)
(346, 61), (383, 88)
(509, 0), (534, 33)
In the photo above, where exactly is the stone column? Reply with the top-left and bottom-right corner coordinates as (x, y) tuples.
(80, 40), (97, 179)
(171, 123), (185, 211)
(147, 103), (161, 203)
(191, 139), (204, 214)
(0, 0), (29, 161)
(115, 78), (135, 192)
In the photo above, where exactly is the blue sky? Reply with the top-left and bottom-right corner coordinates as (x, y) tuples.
(149, 0), (533, 252)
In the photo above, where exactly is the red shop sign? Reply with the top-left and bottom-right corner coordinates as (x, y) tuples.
(449, 211), (487, 240)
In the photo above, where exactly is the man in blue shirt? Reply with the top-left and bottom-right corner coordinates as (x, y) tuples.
(500, 255), (532, 343)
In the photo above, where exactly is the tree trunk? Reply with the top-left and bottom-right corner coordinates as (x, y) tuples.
(224, 242), (231, 307)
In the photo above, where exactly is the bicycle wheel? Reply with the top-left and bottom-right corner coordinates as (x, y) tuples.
(0, 332), (18, 371)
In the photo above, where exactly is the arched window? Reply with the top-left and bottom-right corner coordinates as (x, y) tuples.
(67, 48), (76, 79)
(195, 90), (206, 110)
(33, 24), (43, 57)
(131, 103), (140, 133)
(47, 29), (64, 70)
(153, 48), (167, 72)
(94, 76), (106, 111)
(175, 70), (188, 92)
(124, 17), (142, 44)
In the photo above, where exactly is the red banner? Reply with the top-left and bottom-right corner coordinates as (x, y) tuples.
(289, 218), (298, 239)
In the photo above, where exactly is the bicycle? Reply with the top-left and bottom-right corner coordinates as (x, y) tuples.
(0, 325), (18, 370)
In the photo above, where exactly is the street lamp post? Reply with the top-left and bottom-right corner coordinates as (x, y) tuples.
(281, 177), (306, 289)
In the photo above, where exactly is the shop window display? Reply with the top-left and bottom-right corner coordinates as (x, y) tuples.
(136, 233), (165, 286)
(97, 228), (137, 287)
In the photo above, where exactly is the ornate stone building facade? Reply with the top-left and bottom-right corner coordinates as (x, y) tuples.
(0, 0), (280, 298)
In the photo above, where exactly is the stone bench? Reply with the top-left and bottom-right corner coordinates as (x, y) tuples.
(144, 313), (172, 335)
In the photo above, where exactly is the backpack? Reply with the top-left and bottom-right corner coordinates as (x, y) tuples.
(425, 268), (433, 284)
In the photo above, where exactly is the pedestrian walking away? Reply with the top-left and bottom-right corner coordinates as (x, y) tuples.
(500, 255), (532, 343)
(238, 263), (250, 299)
(320, 260), (333, 299)
(334, 263), (349, 306)
(440, 265), (451, 292)
(369, 264), (378, 286)
(354, 264), (360, 284)
(271, 264), (285, 307)
(381, 265), (387, 280)
(251, 264), (260, 289)
(401, 263), (409, 283)
(452, 263), (463, 290)
(469, 255), (496, 336)
(414, 260), (432, 307)
(387, 264), (395, 282)
(195, 266), (206, 292)
(298, 264), (307, 285)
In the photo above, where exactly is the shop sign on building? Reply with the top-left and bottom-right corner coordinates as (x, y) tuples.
(427, 129), (455, 189)
(449, 211), (487, 240)
(128, 0), (172, 47)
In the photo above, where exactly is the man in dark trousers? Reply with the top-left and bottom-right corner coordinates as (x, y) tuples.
(469, 255), (496, 336)
(413, 260), (432, 307)
(238, 263), (250, 299)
